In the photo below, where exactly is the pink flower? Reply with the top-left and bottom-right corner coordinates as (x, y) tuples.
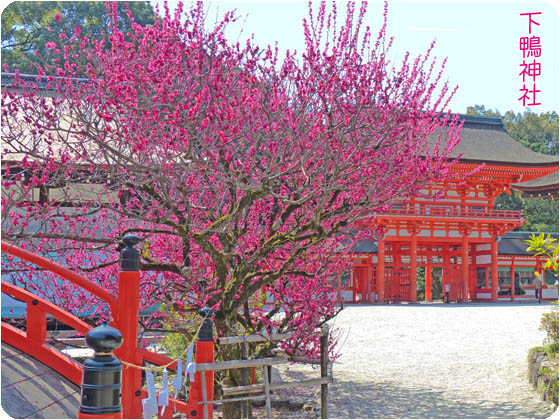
(53, 13), (62, 22)
(59, 33), (67, 40)
(2, 1), (461, 365)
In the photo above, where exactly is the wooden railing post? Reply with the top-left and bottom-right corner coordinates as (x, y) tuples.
(112, 235), (143, 419)
(78, 323), (123, 419)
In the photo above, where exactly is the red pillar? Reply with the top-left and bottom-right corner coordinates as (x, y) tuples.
(462, 235), (469, 302)
(337, 275), (342, 305)
(425, 261), (432, 301)
(114, 273), (142, 419)
(189, 308), (215, 419)
(510, 257), (515, 301)
(352, 267), (357, 303)
(410, 234), (418, 302)
(366, 263), (372, 303)
(469, 244), (476, 299)
(443, 244), (449, 301)
(392, 243), (401, 301)
(377, 235), (385, 303)
(113, 236), (143, 420)
(491, 237), (498, 301)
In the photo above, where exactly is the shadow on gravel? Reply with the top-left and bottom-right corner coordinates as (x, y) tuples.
(328, 379), (554, 419)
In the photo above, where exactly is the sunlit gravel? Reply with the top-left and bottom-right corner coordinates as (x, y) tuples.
(269, 302), (557, 419)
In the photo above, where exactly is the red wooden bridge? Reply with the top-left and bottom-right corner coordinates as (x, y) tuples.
(1, 238), (214, 419)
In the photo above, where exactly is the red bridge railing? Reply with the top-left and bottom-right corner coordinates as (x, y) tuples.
(1, 237), (213, 419)
(1, 281), (89, 385)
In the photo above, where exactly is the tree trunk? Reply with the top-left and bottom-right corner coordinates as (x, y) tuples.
(214, 319), (246, 419)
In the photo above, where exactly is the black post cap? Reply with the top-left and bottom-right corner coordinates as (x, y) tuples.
(80, 323), (123, 415)
(120, 234), (140, 271)
(198, 307), (214, 319)
(122, 235), (140, 248)
(198, 307), (214, 342)
(86, 322), (123, 353)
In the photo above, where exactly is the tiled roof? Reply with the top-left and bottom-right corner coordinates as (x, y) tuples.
(431, 115), (558, 166)
(511, 171), (558, 199)
(1, 72), (88, 90)
(512, 171), (559, 188)
(352, 238), (377, 253)
(498, 231), (559, 256)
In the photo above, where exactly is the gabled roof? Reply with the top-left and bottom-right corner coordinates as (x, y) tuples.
(511, 171), (558, 199)
(352, 238), (377, 254)
(432, 115), (558, 167)
(498, 231), (559, 256)
(1, 72), (88, 90)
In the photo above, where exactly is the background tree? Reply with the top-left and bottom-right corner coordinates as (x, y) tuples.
(466, 105), (559, 232)
(1, 1), (154, 73)
(466, 105), (558, 155)
(2, 3), (461, 416)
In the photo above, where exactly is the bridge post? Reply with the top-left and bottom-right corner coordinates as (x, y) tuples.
(113, 235), (143, 419)
(188, 307), (215, 419)
(78, 322), (123, 419)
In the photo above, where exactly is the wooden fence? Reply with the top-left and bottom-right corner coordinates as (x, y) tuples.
(198, 326), (332, 418)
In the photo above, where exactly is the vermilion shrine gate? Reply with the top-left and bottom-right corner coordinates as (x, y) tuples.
(339, 115), (558, 304)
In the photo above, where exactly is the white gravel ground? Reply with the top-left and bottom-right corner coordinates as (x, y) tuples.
(275, 302), (558, 419)
(329, 302), (557, 419)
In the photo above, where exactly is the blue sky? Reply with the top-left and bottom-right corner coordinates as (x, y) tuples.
(159, 1), (559, 115)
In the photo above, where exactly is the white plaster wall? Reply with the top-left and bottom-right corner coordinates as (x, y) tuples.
(476, 255), (491, 264)
(543, 288), (559, 299)
(342, 290), (353, 301)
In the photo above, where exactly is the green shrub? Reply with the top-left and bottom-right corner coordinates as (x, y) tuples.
(533, 303), (559, 407)
(539, 305), (559, 350)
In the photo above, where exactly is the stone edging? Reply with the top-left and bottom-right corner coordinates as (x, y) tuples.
(528, 349), (559, 407)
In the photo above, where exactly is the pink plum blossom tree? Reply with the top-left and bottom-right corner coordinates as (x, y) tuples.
(2, 2), (462, 414)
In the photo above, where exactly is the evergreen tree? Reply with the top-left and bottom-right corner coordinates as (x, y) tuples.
(1, 1), (155, 73)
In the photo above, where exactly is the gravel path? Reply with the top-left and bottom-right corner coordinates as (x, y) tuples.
(274, 302), (557, 419)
